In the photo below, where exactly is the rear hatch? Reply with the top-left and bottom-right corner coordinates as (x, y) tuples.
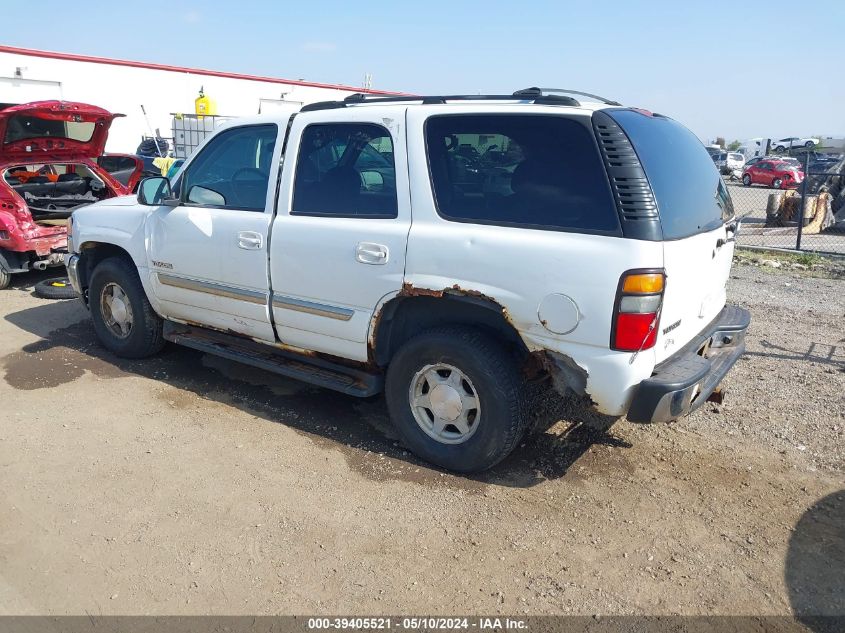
(610, 109), (736, 363)
(0, 100), (122, 161)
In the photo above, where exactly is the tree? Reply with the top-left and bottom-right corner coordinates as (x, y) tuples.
(716, 136), (726, 148)
(727, 140), (742, 151)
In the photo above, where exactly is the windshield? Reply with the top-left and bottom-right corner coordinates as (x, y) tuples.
(609, 109), (732, 239)
(728, 153), (744, 161)
(4, 114), (95, 144)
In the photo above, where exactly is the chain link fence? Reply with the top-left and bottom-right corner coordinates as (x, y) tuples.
(730, 153), (845, 256)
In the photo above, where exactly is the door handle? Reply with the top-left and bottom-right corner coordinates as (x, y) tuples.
(238, 231), (263, 250)
(356, 242), (388, 265)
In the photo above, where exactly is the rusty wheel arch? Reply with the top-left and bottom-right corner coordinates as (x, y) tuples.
(368, 283), (530, 369)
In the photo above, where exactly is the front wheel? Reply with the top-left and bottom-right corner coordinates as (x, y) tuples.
(89, 257), (164, 358)
(773, 178), (783, 189)
(804, 141), (814, 148)
(742, 174), (752, 186)
(0, 267), (10, 290)
(385, 326), (529, 472)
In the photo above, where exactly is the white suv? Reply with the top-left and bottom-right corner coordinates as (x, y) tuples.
(65, 88), (750, 472)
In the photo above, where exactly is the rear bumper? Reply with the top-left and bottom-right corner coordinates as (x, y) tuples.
(627, 305), (751, 423)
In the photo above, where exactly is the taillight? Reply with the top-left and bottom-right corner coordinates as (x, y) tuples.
(611, 270), (665, 352)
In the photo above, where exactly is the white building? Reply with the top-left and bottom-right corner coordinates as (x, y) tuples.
(0, 45), (399, 153)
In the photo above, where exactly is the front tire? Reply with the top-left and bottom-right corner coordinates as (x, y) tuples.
(89, 257), (164, 358)
(0, 267), (10, 290)
(804, 141), (814, 148)
(385, 326), (529, 473)
(742, 174), (752, 186)
(773, 178), (783, 189)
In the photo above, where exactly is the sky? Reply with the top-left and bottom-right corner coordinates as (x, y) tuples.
(3, 0), (843, 143)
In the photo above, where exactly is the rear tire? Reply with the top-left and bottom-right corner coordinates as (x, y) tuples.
(89, 257), (164, 359)
(34, 277), (77, 300)
(0, 267), (10, 290)
(385, 326), (529, 473)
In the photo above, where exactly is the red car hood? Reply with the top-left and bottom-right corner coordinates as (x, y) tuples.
(0, 100), (123, 163)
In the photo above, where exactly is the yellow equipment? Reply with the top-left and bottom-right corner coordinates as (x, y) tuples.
(195, 87), (217, 118)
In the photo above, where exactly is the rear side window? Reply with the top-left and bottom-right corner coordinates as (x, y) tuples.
(609, 110), (732, 239)
(292, 123), (397, 218)
(425, 115), (618, 233)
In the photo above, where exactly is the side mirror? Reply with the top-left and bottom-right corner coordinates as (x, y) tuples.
(138, 177), (174, 206)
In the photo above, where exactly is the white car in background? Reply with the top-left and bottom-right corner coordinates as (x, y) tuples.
(712, 151), (745, 174)
(772, 137), (819, 152)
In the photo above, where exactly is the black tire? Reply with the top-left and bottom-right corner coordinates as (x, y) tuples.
(34, 277), (78, 300)
(89, 256), (164, 359)
(773, 178), (783, 189)
(742, 174), (752, 187)
(774, 145), (785, 153)
(385, 326), (529, 473)
(0, 267), (10, 290)
(804, 141), (814, 148)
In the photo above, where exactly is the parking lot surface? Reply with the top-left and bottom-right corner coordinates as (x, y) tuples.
(1, 264), (843, 616)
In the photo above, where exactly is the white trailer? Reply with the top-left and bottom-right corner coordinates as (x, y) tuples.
(738, 138), (771, 159)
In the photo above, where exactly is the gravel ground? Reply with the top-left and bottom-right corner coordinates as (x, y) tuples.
(0, 264), (842, 617)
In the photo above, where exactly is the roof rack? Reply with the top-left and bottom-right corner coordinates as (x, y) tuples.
(298, 88), (606, 112)
(299, 87), (622, 113)
(512, 87), (621, 106)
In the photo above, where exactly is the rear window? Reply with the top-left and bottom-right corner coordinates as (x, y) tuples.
(425, 114), (619, 233)
(4, 115), (95, 143)
(610, 110), (732, 239)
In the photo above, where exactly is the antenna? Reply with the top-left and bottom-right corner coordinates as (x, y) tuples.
(363, 73), (373, 90)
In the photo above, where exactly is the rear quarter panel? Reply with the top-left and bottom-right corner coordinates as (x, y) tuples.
(404, 106), (663, 416)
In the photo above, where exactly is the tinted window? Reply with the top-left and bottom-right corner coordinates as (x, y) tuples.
(180, 124), (277, 211)
(4, 115), (95, 143)
(610, 110), (732, 240)
(292, 123), (397, 218)
(425, 115), (618, 233)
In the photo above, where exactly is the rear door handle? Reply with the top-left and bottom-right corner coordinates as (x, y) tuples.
(238, 231), (263, 250)
(356, 242), (388, 265)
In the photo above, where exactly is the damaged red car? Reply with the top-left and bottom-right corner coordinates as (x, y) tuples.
(0, 101), (141, 289)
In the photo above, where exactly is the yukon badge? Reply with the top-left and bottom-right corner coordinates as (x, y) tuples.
(151, 260), (173, 270)
(662, 319), (681, 335)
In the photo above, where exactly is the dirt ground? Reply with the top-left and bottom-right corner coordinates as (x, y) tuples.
(0, 262), (842, 617)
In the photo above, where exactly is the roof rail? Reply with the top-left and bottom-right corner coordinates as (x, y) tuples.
(514, 87), (622, 106)
(299, 91), (583, 113)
